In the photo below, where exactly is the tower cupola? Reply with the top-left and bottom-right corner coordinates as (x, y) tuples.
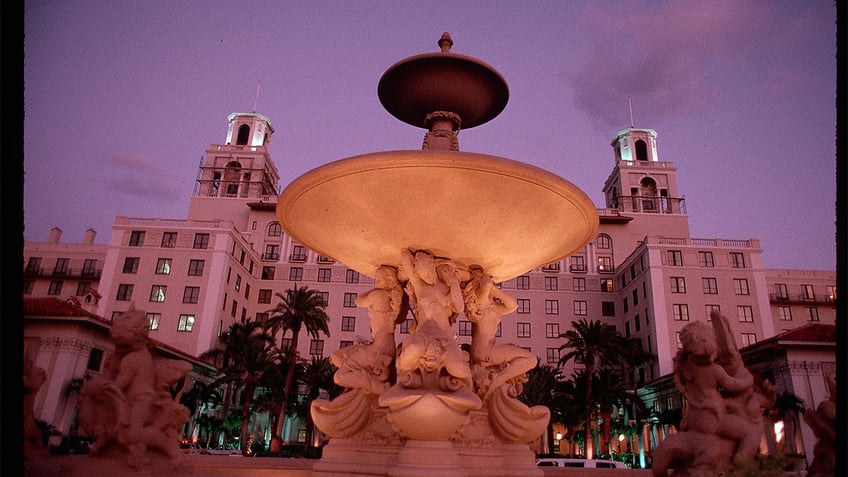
(611, 128), (658, 163)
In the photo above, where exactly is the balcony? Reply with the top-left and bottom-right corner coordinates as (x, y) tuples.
(289, 253), (307, 263)
(611, 195), (686, 215)
(569, 264), (587, 273)
(24, 267), (103, 279)
(541, 263), (561, 273)
(769, 294), (835, 306)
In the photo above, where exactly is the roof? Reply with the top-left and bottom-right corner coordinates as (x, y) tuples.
(760, 322), (836, 345)
(24, 297), (106, 322)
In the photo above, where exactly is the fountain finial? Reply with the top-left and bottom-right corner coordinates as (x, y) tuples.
(438, 32), (453, 52)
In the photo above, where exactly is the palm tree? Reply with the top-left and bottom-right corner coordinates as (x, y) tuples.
(593, 367), (648, 458)
(298, 356), (340, 448)
(558, 319), (630, 459)
(771, 391), (806, 454)
(264, 286), (330, 450)
(206, 318), (280, 455)
(519, 364), (562, 454)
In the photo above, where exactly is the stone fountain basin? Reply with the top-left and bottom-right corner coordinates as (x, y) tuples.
(277, 149), (598, 282)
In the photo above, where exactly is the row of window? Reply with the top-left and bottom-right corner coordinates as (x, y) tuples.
(669, 277), (751, 295)
(25, 257), (99, 275)
(123, 257), (205, 276)
(667, 250), (746, 268)
(114, 284), (202, 304)
(128, 231), (210, 249)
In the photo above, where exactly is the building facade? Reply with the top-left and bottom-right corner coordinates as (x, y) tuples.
(23, 114), (836, 452)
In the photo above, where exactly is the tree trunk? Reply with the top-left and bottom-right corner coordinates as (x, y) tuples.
(584, 364), (595, 459)
(271, 329), (300, 451)
(601, 410), (612, 458)
(240, 382), (255, 456)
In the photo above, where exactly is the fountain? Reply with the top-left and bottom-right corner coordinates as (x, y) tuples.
(277, 33), (598, 477)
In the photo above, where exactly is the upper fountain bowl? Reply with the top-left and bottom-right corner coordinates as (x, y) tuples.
(378, 35), (509, 130)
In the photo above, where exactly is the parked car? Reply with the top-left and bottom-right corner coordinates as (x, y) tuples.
(536, 457), (628, 468)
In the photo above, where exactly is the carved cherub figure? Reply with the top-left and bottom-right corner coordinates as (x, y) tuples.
(399, 249), (464, 331)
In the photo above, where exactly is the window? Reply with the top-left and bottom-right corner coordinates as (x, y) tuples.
(183, 286), (200, 304)
(24, 280), (34, 294)
(670, 277), (686, 293)
(76, 282), (91, 296)
(178, 314), (195, 332)
(623, 297), (629, 313)
(667, 250), (683, 266)
(546, 276), (559, 291)
(621, 274), (627, 289)
(698, 251), (714, 267)
(264, 244), (280, 260)
(573, 300), (588, 316)
(282, 338), (293, 350)
(517, 322), (531, 338)
(193, 233), (209, 249)
(673, 304), (689, 321)
(625, 321), (631, 337)
(545, 299), (559, 315)
(231, 299), (238, 317)
(571, 277), (586, 292)
(111, 311), (123, 321)
(826, 285), (837, 301)
(235, 274), (242, 291)
(633, 289), (639, 306)
(129, 230), (145, 246)
(290, 245), (307, 262)
(570, 255), (586, 272)
(123, 257), (140, 273)
(516, 275), (530, 290)
(26, 257), (42, 273)
(343, 293), (357, 307)
(155, 258), (172, 275)
(161, 232), (178, 248)
(82, 259), (98, 276)
(188, 259), (205, 276)
(801, 284), (815, 300)
(53, 258), (70, 275)
(702, 278), (718, 294)
(775, 283), (789, 299)
(244, 283), (250, 299)
(400, 319), (412, 334)
(545, 323), (560, 339)
(318, 268), (331, 283)
(258, 289), (272, 304)
(87, 348), (104, 372)
(317, 291), (329, 305)
(807, 307), (819, 321)
(48, 280), (63, 295)
(267, 222), (282, 236)
(546, 348), (560, 364)
(733, 279), (750, 295)
(309, 340), (324, 356)
(705, 304), (721, 320)
(596, 234), (611, 249)
(341, 316), (356, 332)
(730, 252), (746, 268)
(737, 306), (754, 322)
(517, 299), (530, 314)
(150, 285), (166, 302)
(602, 301), (615, 316)
(634, 314), (641, 331)
(116, 284), (134, 301)
(458, 320), (472, 336)
(740, 333), (757, 346)
(600, 279), (614, 292)
(778, 306), (792, 321)
(597, 256), (613, 273)
(346, 269), (360, 284)
(261, 266), (276, 280)
(147, 313), (161, 330)
(340, 340), (354, 348)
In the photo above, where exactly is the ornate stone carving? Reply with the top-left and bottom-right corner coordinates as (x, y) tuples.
(24, 355), (49, 460)
(803, 374), (836, 477)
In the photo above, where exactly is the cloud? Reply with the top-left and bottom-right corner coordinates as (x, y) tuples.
(106, 155), (183, 200)
(566, 0), (773, 131)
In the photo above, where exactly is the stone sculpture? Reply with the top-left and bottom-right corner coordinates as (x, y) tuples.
(77, 306), (192, 470)
(652, 311), (777, 477)
(24, 355), (49, 460)
(803, 374), (835, 477)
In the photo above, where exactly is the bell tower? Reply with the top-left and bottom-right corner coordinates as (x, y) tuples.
(188, 113), (281, 227)
(602, 128), (685, 215)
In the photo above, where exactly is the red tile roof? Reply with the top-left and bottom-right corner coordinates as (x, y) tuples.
(24, 297), (106, 322)
(764, 322), (836, 344)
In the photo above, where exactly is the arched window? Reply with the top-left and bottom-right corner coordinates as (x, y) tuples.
(224, 161), (242, 197)
(640, 177), (658, 212)
(596, 234), (612, 250)
(267, 222), (282, 237)
(635, 139), (648, 161)
(237, 124), (251, 145)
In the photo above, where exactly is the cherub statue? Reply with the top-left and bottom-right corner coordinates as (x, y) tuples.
(78, 305), (190, 469)
(24, 355), (49, 459)
(803, 374), (836, 477)
(398, 249), (464, 331)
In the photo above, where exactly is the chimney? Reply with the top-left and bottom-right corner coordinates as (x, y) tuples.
(48, 227), (63, 244)
(83, 229), (97, 244)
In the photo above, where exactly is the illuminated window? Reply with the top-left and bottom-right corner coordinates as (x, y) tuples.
(150, 285), (166, 302)
(597, 256), (613, 272)
(600, 279), (614, 292)
(155, 258), (172, 275)
(147, 313), (160, 330)
(178, 314), (195, 332)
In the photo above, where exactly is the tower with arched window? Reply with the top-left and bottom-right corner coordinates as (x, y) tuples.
(188, 113), (281, 229)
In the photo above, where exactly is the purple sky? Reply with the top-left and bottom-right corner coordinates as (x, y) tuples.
(24, 1), (836, 271)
